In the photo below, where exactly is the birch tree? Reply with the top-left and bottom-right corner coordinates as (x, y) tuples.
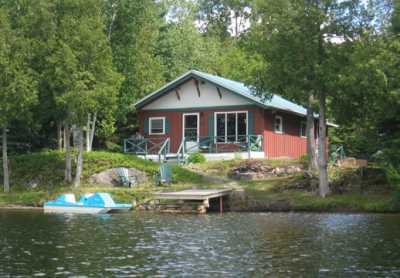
(0, 9), (37, 192)
(48, 0), (122, 186)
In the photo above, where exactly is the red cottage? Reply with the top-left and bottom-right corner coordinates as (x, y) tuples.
(126, 70), (322, 161)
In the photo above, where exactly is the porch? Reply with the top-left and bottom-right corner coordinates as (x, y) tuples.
(123, 135), (264, 163)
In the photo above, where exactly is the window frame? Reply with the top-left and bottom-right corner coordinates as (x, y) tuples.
(214, 111), (248, 143)
(300, 121), (307, 138)
(182, 112), (200, 142)
(274, 115), (283, 134)
(149, 117), (166, 135)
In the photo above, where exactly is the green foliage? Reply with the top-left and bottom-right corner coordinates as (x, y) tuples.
(234, 152), (242, 160)
(386, 165), (400, 190)
(0, 150), (207, 191)
(106, 0), (164, 122)
(299, 155), (309, 167)
(46, 0), (123, 128)
(104, 141), (122, 152)
(392, 0), (400, 34)
(0, 9), (38, 128)
(187, 152), (206, 164)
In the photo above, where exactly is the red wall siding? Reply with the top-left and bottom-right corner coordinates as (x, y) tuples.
(138, 107), (310, 159)
(138, 106), (265, 153)
(263, 110), (307, 159)
(138, 111), (182, 152)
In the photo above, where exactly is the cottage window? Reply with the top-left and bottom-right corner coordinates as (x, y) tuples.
(274, 115), (283, 133)
(215, 111), (247, 143)
(149, 117), (165, 135)
(300, 121), (307, 137)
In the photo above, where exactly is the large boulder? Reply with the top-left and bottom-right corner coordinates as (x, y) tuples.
(88, 168), (148, 186)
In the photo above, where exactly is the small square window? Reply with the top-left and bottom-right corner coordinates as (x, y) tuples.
(274, 116), (283, 133)
(300, 121), (307, 137)
(149, 117), (165, 135)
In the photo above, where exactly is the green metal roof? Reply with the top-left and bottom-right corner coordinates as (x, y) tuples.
(135, 70), (308, 116)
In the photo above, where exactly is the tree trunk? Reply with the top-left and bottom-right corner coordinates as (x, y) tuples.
(64, 124), (72, 183)
(73, 127), (84, 187)
(306, 94), (318, 171)
(86, 115), (90, 152)
(86, 112), (97, 152)
(108, 1), (118, 40)
(72, 125), (77, 147)
(2, 128), (9, 193)
(57, 122), (63, 151)
(318, 91), (329, 197)
(63, 125), (67, 150)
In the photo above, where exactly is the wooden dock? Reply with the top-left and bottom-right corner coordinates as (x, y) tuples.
(155, 189), (232, 213)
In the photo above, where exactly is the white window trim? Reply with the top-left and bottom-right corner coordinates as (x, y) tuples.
(149, 117), (166, 135)
(214, 111), (248, 143)
(182, 112), (200, 142)
(274, 115), (283, 134)
(300, 121), (307, 138)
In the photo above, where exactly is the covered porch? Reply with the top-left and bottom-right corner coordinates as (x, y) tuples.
(123, 134), (264, 163)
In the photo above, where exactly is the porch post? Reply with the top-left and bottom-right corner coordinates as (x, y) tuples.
(248, 136), (251, 159)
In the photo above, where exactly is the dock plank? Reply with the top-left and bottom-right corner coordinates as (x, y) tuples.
(155, 189), (232, 200)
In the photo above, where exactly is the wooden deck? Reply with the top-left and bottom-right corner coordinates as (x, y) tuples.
(154, 189), (233, 213)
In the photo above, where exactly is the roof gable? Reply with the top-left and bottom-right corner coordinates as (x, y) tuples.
(135, 70), (308, 116)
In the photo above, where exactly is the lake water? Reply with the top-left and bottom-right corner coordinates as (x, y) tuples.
(1, 211), (400, 277)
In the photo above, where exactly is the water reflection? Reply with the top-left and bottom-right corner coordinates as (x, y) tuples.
(0, 211), (400, 277)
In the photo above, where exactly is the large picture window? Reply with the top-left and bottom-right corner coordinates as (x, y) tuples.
(215, 111), (247, 143)
(149, 117), (165, 135)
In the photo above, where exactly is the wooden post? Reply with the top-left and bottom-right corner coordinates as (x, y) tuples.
(248, 136), (251, 159)
(219, 196), (223, 213)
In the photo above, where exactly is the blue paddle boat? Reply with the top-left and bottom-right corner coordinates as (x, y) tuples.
(44, 192), (132, 214)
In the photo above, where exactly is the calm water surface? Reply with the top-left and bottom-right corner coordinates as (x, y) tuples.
(1, 211), (400, 277)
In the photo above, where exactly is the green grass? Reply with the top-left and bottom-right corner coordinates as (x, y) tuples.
(238, 174), (396, 212)
(0, 150), (211, 206)
(0, 153), (397, 213)
(195, 159), (397, 213)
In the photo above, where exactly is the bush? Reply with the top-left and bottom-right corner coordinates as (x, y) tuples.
(299, 154), (309, 167)
(386, 164), (400, 190)
(187, 152), (206, 164)
(105, 141), (122, 152)
(234, 152), (242, 160)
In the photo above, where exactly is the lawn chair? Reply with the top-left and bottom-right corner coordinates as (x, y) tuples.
(116, 167), (137, 188)
(155, 163), (172, 186)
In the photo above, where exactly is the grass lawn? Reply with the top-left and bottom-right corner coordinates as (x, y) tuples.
(0, 153), (398, 213)
(0, 150), (212, 207)
(195, 159), (399, 213)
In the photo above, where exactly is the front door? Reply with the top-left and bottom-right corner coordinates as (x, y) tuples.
(183, 113), (199, 152)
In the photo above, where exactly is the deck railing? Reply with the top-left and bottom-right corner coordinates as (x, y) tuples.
(123, 137), (169, 157)
(176, 140), (185, 164)
(177, 134), (263, 161)
(158, 138), (170, 162)
(124, 135), (263, 163)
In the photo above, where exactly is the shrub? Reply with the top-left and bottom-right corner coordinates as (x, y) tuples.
(187, 152), (206, 164)
(299, 154), (309, 167)
(386, 164), (400, 190)
(105, 141), (122, 152)
(234, 152), (242, 160)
